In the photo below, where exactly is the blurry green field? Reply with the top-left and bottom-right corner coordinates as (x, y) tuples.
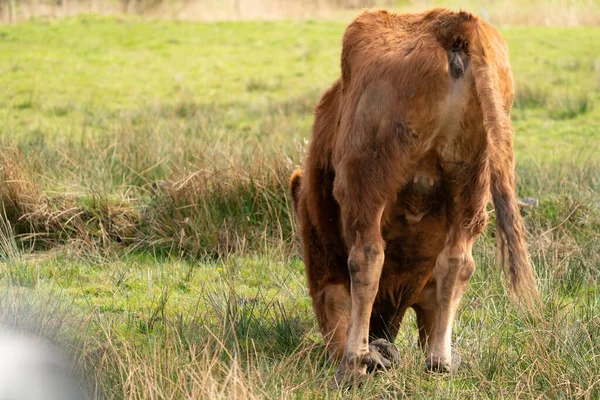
(2, 17), (599, 164)
(1, 15), (600, 399)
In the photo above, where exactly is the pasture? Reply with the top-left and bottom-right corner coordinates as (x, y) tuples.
(1, 11), (600, 399)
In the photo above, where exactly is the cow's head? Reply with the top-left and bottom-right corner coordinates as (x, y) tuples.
(289, 169), (303, 219)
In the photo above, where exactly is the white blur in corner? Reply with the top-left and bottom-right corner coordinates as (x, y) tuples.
(0, 329), (84, 400)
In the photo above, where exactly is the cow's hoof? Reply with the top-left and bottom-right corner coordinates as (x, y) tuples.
(332, 343), (397, 389)
(425, 349), (461, 373)
(331, 361), (367, 389)
(369, 338), (401, 369)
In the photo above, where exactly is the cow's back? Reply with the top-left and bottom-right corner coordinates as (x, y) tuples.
(332, 9), (511, 170)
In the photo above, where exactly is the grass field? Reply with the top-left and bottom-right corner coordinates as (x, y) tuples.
(1, 13), (600, 399)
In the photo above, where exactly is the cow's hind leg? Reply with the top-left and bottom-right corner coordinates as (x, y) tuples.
(333, 202), (391, 384)
(413, 279), (463, 372)
(415, 157), (489, 372)
(425, 242), (475, 372)
(332, 151), (416, 383)
(330, 80), (421, 385)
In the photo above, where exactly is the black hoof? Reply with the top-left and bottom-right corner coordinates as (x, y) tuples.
(369, 338), (401, 368)
(332, 340), (399, 389)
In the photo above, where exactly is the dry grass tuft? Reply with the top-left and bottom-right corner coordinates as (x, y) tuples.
(0, 148), (41, 236)
(138, 156), (296, 258)
(1, 145), (297, 258)
(1, 147), (140, 250)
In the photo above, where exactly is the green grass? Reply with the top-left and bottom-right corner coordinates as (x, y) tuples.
(1, 18), (599, 165)
(1, 15), (600, 399)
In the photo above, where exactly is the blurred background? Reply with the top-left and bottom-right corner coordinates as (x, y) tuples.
(2, 0), (600, 24)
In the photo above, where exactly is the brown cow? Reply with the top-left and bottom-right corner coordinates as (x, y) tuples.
(289, 8), (539, 384)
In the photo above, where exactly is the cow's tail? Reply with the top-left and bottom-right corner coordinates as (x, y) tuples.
(465, 18), (540, 310)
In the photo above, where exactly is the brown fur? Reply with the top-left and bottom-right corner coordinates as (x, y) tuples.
(290, 8), (539, 377)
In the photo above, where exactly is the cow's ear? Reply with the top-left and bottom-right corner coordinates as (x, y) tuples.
(289, 170), (303, 214)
